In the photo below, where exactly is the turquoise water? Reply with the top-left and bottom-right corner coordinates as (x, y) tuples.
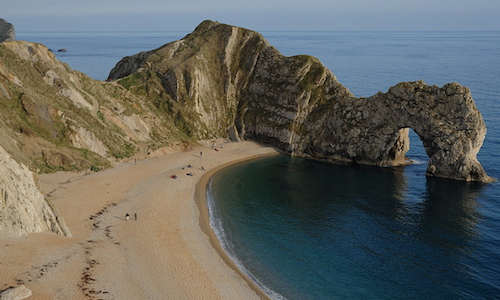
(16, 30), (500, 299)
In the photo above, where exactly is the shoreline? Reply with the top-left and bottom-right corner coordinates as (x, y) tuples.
(195, 153), (279, 300)
(0, 141), (278, 299)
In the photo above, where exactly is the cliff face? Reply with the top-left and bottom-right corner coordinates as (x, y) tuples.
(110, 20), (491, 183)
(0, 144), (70, 237)
(109, 21), (268, 139)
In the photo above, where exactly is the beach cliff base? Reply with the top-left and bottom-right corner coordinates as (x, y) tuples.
(0, 141), (277, 300)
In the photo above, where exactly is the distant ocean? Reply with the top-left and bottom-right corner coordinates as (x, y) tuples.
(17, 30), (500, 299)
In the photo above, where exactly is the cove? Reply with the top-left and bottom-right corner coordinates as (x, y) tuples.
(207, 155), (495, 300)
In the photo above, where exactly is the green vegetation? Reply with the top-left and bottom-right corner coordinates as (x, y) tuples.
(296, 57), (324, 92)
(118, 72), (146, 89)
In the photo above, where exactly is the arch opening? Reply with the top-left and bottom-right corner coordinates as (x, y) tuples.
(406, 128), (428, 166)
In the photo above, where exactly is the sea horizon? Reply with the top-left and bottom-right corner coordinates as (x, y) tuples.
(16, 29), (500, 32)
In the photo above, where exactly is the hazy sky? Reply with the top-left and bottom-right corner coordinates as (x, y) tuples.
(4, 0), (500, 32)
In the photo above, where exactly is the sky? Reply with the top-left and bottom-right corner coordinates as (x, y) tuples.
(3, 0), (500, 32)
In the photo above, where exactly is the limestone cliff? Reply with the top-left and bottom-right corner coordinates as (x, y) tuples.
(0, 144), (70, 237)
(109, 20), (266, 139)
(110, 20), (492, 183)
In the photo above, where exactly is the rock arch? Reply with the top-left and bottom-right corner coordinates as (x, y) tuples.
(235, 50), (491, 182)
(335, 81), (492, 182)
(107, 21), (491, 182)
(251, 77), (492, 183)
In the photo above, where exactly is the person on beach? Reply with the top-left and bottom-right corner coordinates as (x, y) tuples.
(134, 158), (137, 165)
(134, 213), (137, 221)
(125, 213), (130, 221)
(200, 151), (202, 158)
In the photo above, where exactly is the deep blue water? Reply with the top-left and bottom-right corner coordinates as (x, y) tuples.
(211, 32), (500, 299)
(209, 155), (500, 300)
(16, 30), (500, 299)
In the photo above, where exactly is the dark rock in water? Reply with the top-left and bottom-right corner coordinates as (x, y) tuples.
(0, 18), (15, 42)
(109, 20), (492, 183)
(58, 49), (67, 52)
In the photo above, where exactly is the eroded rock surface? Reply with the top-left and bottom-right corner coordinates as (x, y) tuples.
(110, 20), (491, 182)
(0, 145), (71, 237)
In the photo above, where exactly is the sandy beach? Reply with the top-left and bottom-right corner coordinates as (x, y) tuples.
(0, 141), (278, 299)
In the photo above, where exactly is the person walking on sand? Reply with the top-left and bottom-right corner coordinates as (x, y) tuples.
(126, 213), (130, 221)
(134, 213), (138, 221)
(200, 151), (202, 159)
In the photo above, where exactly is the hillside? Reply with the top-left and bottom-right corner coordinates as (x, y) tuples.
(0, 40), (200, 174)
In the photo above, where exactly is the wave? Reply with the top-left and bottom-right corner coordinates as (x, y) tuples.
(206, 179), (287, 300)
(407, 156), (428, 165)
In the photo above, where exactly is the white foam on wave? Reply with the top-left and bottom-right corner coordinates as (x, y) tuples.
(408, 157), (428, 165)
(206, 179), (288, 300)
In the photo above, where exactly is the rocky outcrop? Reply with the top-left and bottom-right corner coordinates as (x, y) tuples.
(0, 19), (15, 43)
(364, 82), (488, 182)
(0, 144), (71, 237)
(108, 49), (155, 80)
(110, 20), (492, 182)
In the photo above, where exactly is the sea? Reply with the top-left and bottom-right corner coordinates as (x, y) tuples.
(17, 30), (500, 300)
